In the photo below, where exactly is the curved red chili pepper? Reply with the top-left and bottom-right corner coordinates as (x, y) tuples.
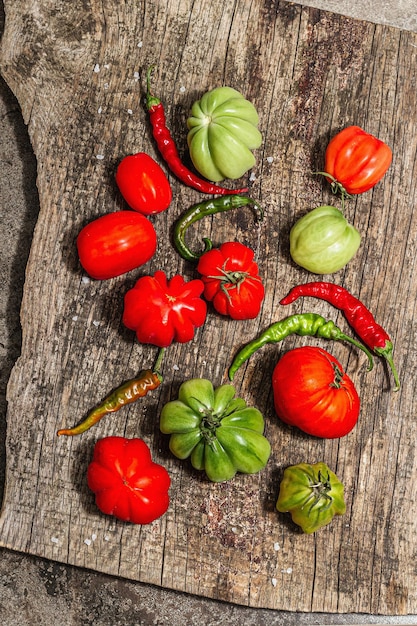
(146, 67), (248, 195)
(280, 282), (400, 391)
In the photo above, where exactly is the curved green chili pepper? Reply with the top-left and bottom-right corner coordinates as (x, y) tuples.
(173, 195), (263, 261)
(228, 313), (374, 380)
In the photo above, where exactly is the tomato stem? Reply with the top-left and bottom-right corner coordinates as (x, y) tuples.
(302, 469), (333, 513)
(207, 267), (262, 305)
(313, 171), (353, 210)
(330, 363), (344, 389)
(186, 396), (222, 442)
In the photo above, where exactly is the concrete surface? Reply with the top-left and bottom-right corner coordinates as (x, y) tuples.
(1, 1), (417, 624)
(298, 0), (417, 31)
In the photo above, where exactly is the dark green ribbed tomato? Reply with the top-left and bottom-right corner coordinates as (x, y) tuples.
(187, 87), (262, 182)
(160, 378), (271, 482)
(276, 462), (346, 533)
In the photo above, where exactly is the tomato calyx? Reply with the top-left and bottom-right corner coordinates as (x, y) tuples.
(207, 265), (263, 304)
(189, 395), (224, 443)
(329, 362), (345, 389)
(302, 468), (333, 514)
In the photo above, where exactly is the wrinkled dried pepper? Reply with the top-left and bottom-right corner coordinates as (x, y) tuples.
(57, 351), (164, 436)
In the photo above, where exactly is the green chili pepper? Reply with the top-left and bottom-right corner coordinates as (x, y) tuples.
(228, 313), (374, 380)
(173, 194), (263, 261)
(57, 350), (164, 436)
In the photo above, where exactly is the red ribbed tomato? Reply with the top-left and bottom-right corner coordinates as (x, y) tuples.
(87, 437), (171, 525)
(196, 241), (265, 320)
(272, 346), (360, 438)
(122, 270), (207, 348)
(322, 125), (392, 196)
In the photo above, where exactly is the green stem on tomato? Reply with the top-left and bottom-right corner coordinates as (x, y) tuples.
(313, 171), (353, 210)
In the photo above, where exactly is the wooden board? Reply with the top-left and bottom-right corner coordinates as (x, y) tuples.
(1, 0), (417, 614)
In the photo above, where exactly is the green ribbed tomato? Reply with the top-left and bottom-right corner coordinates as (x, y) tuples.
(289, 205), (361, 274)
(276, 462), (346, 533)
(187, 87), (262, 182)
(160, 378), (271, 482)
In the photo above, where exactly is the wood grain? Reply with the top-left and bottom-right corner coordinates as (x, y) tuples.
(1, 0), (417, 614)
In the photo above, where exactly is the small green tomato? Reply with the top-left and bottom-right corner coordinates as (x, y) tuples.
(276, 462), (346, 533)
(187, 86), (262, 182)
(289, 205), (361, 274)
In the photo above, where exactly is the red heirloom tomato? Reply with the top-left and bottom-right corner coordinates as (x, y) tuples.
(87, 437), (170, 525)
(322, 125), (392, 196)
(196, 241), (265, 320)
(77, 211), (157, 280)
(115, 152), (172, 215)
(123, 270), (207, 348)
(272, 346), (360, 438)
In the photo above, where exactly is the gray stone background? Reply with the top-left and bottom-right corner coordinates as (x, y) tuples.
(1, 1), (416, 624)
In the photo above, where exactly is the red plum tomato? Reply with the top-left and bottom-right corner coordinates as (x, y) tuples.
(115, 152), (172, 215)
(77, 211), (157, 280)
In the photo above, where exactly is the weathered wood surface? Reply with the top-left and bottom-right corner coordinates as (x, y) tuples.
(1, 0), (417, 614)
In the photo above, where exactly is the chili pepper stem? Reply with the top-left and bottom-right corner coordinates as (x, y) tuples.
(338, 333), (374, 371)
(146, 65), (160, 109)
(153, 347), (165, 374)
(375, 346), (400, 391)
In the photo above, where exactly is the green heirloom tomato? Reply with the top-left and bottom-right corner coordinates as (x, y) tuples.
(187, 87), (262, 182)
(160, 378), (271, 482)
(276, 462), (346, 533)
(290, 205), (361, 274)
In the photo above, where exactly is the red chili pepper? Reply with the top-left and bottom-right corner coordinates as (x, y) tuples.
(145, 67), (248, 195)
(280, 282), (400, 391)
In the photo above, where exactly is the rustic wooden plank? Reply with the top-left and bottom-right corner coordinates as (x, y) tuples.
(1, 0), (417, 614)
